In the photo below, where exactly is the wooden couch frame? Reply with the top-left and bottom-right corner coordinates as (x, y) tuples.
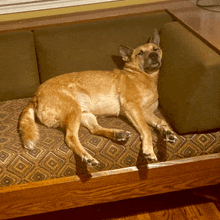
(0, 0), (220, 219)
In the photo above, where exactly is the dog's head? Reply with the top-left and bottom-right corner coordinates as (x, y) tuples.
(119, 29), (162, 74)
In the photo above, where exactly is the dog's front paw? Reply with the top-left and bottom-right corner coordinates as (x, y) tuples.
(142, 151), (158, 162)
(115, 131), (131, 142)
(82, 155), (100, 167)
(163, 130), (177, 143)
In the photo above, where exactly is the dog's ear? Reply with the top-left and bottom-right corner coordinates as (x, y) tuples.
(148, 29), (160, 46)
(119, 45), (133, 62)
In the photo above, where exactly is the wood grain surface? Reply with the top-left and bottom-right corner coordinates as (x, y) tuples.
(113, 202), (220, 220)
(13, 184), (220, 220)
(0, 0), (188, 32)
(1, 153), (220, 219)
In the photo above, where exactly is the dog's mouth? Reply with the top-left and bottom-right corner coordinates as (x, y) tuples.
(143, 61), (161, 73)
(150, 62), (160, 68)
(142, 51), (162, 73)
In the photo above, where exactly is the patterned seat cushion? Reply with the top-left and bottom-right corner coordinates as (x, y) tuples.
(0, 98), (219, 187)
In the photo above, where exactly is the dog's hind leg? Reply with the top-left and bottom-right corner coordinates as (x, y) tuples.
(65, 109), (99, 167)
(81, 113), (131, 142)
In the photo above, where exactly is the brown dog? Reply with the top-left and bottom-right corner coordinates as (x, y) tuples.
(19, 30), (176, 166)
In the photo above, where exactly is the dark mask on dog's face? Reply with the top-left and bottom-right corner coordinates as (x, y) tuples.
(119, 29), (162, 74)
(133, 43), (162, 73)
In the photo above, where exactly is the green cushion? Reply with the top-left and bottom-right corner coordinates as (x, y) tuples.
(159, 22), (220, 134)
(33, 11), (173, 82)
(0, 31), (40, 101)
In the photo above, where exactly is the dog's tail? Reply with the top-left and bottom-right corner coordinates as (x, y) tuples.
(19, 97), (39, 150)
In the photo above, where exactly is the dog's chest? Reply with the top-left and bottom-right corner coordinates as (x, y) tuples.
(142, 88), (158, 107)
(76, 93), (120, 116)
(133, 79), (158, 108)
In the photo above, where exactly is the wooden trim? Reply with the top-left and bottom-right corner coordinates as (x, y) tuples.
(0, 0), (172, 22)
(1, 153), (220, 219)
(0, 0), (118, 15)
(0, 0), (189, 33)
(166, 9), (220, 55)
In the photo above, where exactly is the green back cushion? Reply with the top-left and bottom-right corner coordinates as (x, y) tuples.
(159, 22), (220, 134)
(0, 31), (40, 101)
(33, 12), (172, 82)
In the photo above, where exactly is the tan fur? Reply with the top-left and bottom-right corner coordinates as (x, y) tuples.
(19, 101), (39, 150)
(19, 30), (176, 165)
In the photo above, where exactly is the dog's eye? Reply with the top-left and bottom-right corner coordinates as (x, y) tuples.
(138, 50), (144, 56)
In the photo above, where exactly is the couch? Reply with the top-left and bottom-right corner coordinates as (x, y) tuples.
(0, 6), (220, 219)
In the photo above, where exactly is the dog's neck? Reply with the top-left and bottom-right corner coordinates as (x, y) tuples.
(123, 63), (159, 84)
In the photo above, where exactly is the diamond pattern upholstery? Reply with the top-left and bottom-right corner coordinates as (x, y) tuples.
(0, 98), (219, 187)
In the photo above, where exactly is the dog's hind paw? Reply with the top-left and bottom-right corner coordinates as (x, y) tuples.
(115, 131), (131, 142)
(163, 130), (177, 143)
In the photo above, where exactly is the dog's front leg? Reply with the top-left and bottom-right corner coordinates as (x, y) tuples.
(122, 103), (157, 162)
(144, 112), (177, 143)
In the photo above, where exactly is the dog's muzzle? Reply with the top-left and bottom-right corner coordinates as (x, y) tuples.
(143, 52), (161, 72)
(149, 52), (159, 62)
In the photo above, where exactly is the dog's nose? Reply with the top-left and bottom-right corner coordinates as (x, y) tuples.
(149, 52), (158, 60)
